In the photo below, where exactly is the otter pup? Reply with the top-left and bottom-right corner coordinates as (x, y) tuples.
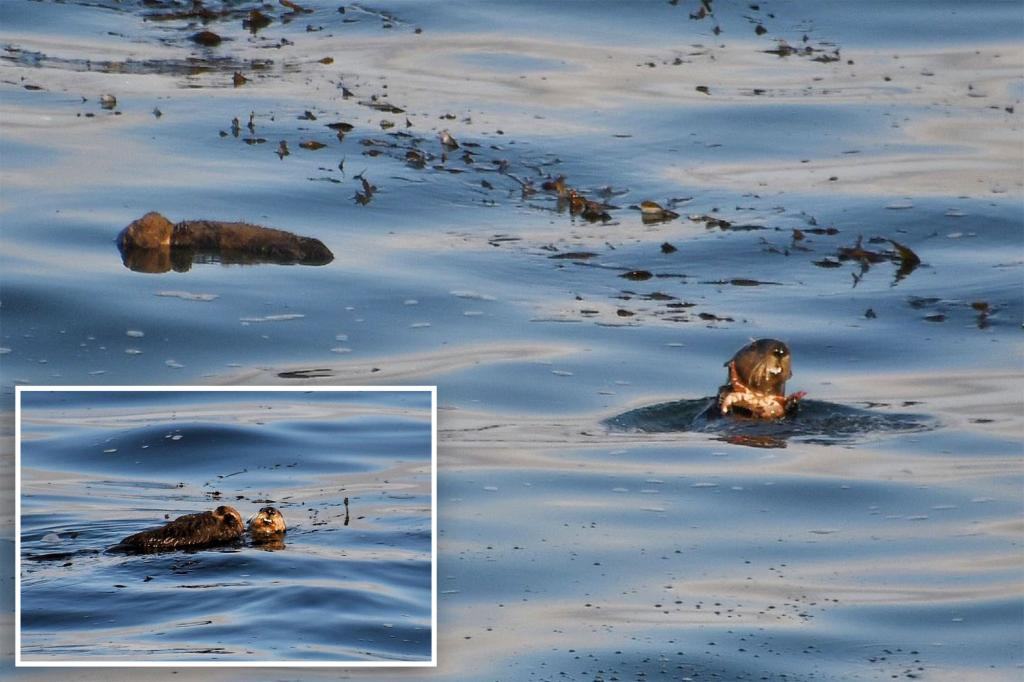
(117, 212), (333, 273)
(717, 339), (806, 419)
(116, 505), (245, 552)
(248, 506), (286, 543)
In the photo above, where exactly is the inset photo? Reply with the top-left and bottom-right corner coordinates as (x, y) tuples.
(15, 386), (436, 667)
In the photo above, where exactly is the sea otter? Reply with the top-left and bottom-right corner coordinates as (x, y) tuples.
(117, 211), (333, 273)
(717, 339), (805, 419)
(114, 505), (287, 552)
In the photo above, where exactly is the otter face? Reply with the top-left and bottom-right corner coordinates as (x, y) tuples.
(214, 505), (245, 533)
(248, 506), (286, 540)
(730, 339), (792, 396)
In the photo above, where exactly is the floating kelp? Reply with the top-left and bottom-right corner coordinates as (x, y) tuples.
(837, 235), (921, 285)
(354, 172), (377, 205)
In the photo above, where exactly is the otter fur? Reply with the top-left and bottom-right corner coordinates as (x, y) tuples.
(717, 339), (805, 419)
(117, 212), (333, 272)
(116, 505), (245, 552)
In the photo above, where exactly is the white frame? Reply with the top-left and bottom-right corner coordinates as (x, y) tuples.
(15, 385), (438, 668)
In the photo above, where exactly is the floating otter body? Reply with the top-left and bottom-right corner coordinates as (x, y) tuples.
(716, 339), (805, 419)
(116, 505), (244, 552)
(117, 212), (333, 273)
(115, 505), (287, 552)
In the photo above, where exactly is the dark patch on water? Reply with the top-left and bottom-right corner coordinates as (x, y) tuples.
(24, 548), (101, 563)
(605, 397), (934, 447)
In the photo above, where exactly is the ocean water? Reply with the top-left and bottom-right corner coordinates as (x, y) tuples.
(17, 389), (434, 663)
(1, 0), (1021, 679)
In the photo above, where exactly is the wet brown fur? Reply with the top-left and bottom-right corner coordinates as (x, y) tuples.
(727, 338), (792, 396)
(117, 505), (244, 551)
(117, 212), (333, 265)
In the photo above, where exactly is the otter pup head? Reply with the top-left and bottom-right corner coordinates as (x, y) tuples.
(728, 338), (792, 396)
(118, 212), (174, 250)
(248, 506), (286, 541)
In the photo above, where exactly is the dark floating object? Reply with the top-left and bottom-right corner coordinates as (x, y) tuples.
(439, 129), (459, 150)
(566, 189), (611, 222)
(117, 212), (333, 273)
(281, 0), (312, 13)
(549, 252), (599, 260)
(537, 175), (622, 223)
(114, 506), (244, 552)
(299, 140), (326, 150)
(972, 301), (992, 329)
(405, 149), (426, 168)
(190, 31), (223, 47)
(889, 238), (921, 282)
(688, 0), (713, 21)
(244, 9), (272, 32)
(837, 235), (888, 264)
(278, 368), (333, 379)
(359, 99), (405, 114)
(232, 71), (248, 86)
(639, 200), (679, 223)
(661, 242), (678, 254)
(354, 172), (377, 205)
(715, 338), (805, 419)
(836, 235), (921, 284)
(689, 214), (733, 230)
(620, 270), (653, 281)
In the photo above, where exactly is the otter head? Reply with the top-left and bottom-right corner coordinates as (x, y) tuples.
(730, 338), (792, 396)
(248, 506), (287, 541)
(118, 212), (174, 251)
(213, 505), (245, 534)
